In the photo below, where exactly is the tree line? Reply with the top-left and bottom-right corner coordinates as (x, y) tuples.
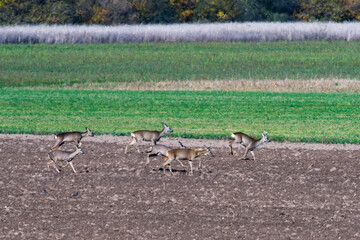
(0, 0), (359, 25)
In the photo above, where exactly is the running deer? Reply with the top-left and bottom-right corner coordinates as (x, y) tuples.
(51, 127), (94, 149)
(145, 141), (186, 165)
(229, 132), (270, 160)
(124, 122), (173, 154)
(47, 147), (84, 173)
(162, 147), (214, 176)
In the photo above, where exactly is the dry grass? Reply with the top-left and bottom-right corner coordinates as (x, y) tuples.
(1, 22), (360, 43)
(59, 79), (360, 93)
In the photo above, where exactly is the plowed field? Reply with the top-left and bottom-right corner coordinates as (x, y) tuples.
(1, 134), (360, 239)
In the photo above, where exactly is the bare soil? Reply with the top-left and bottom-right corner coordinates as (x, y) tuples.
(33, 79), (360, 93)
(1, 134), (360, 240)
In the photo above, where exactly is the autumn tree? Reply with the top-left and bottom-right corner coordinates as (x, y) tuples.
(294, 0), (360, 21)
(166, 0), (195, 22)
(0, 0), (76, 24)
(194, 0), (241, 22)
(1, 0), (359, 25)
(104, 0), (135, 24)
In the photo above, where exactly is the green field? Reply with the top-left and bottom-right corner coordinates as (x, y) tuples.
(1, 42), (359, 143)
(0, 41), (359, 87)
(0, 89), (359, 144)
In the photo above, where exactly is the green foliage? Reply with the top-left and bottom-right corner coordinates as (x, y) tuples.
(0, 89), (359, 144)
(0, 42), (359, 87)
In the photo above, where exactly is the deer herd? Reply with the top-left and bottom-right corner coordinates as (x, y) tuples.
(47, 123), (270, 176)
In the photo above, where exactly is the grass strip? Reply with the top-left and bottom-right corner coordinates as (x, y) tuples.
(0, 89), (359, 144)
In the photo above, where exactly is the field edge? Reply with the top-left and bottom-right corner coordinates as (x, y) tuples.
(4, 79), (360, 93)
(1, 133), (359, 150)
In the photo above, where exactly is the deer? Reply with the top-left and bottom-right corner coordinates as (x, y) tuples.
(145, 141), (186, 165)
(51, 127), (94, 150)
(162, 147), (214, 176)
(47, 147), (85, 173)
(229, 132), (270, 160)
(124, 122), (173, 154)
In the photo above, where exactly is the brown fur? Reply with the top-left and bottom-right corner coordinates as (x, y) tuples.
(47, 148), (84, 173)
(51, 127), (94, 149)
(124, 123), (173, 154)
(162, 148), (214, 175)
(229, 132), (270, 160)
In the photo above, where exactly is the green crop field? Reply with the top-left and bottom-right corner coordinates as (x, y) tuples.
(0, 41), (359, 88)
(0, 89), (359, 144)
(1, 42), (359, 144)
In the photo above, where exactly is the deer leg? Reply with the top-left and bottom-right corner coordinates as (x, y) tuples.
(146, 154), (151, 165)
(60, 161), (69, 168)
(241, 148), (249, 160)
(135, 138), (144, 153)
(176, 159), (184, 167)
(69, 161), (77, 174)
(162, 157), (170, 173)
(198, 159), (202, 170)
(76, 139), (82, 148)
(124, 137), (137, 154)
(229, 140), (234, 155)
(163, 157), (175, 175)
(52, 162), (60, 172)
(188, 161), (194, 176)
(52, 139), (62, 150)
(56, 142), (65, 150)
(168, 164), (173, 175)
(146, 152), (158, 165)
(47, 160), (60, 172)
(250, 151), (255, 161)
(46, 160), (52, 171)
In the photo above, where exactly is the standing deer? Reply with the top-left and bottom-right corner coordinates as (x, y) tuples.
(124, 122), (173, 154)
(162, 147), (214, 176)
(51, 127), (94, 149)
(145, 141), (186, 165)
(229, 132), (270, 160)
(47, 147), (84, 173)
